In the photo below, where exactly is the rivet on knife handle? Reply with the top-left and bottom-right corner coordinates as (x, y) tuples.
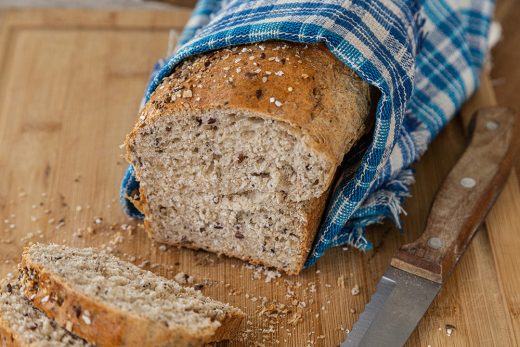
(391, 107), (519, 283)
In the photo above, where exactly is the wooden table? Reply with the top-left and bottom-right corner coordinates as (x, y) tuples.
(0, 5), (519, 347)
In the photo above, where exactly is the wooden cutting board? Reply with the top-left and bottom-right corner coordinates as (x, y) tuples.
(0, 7), (519, 347)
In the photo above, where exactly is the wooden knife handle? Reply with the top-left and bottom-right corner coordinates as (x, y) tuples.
(391, 107), (519, 283)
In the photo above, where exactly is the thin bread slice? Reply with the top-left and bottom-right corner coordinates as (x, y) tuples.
(0, 280), (92, 347)
(20, 243), (244, 347)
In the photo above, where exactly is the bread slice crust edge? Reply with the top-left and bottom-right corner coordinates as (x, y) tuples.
(19, 247), (243, 347)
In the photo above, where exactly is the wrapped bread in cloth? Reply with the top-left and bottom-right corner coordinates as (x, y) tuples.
(125, 42), (371, 274)
(119, 0), (495, 274)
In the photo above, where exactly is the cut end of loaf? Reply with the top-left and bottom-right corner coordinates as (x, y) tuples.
(20, 243), (244, 345)
(127, 110), (330, 273)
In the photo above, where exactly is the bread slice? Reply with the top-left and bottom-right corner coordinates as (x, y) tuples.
(0, 280), (92, 347)
(125, 41), (371, 273)
(20, 243), (244, 347)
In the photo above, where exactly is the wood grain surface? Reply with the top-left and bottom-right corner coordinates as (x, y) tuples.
(0, 7), (519, 347)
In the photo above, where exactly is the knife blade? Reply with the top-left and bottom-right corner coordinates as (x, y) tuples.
(344, 267), (440, 346)
(342, 107), (519, 347)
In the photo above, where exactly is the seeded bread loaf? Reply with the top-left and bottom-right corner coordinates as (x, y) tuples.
(0, 280), (92, 347)
(125, 41), (371, 274)
(20, 243), (244, 347)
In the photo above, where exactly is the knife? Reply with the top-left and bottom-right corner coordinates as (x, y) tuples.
(342, 107), (519, 347)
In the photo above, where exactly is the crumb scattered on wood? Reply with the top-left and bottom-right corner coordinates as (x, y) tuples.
(445, 324), (456, 337)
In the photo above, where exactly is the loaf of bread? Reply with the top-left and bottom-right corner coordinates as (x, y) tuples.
(125, 41), (371, 274)
(0, 280), (92, 347)
(20, 243), (244, 347)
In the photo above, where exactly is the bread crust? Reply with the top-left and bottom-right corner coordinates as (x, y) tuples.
(125, 41), (371, 274)
(292, 189), (330, 273)
(19, 249), (244, 347)
(0, 317), (20, 347)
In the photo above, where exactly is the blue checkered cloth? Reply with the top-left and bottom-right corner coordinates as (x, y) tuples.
(121, 0), (494, 268)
